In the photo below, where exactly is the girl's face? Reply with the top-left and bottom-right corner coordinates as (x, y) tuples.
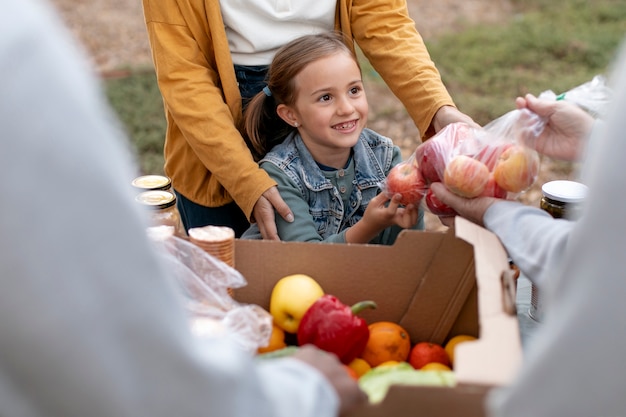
(277, 51), (368, 168)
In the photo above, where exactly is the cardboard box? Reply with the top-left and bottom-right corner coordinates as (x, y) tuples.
(233, 217), (522, 416)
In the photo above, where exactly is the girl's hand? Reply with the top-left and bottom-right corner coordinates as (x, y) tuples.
(386, 194), (420, 229)
(346, 192), (419, 244)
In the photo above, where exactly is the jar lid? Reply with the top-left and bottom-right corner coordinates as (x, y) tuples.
(131, 175), (171, 191)
(541, 180), (588, 203)
(135, 190), (176, 209)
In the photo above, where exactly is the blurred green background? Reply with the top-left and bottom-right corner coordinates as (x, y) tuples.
(104, 0), (626, 176)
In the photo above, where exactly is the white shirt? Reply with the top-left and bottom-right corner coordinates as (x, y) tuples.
(485, 39), (626, 417)
(0, 1), (338, 416)
(220, 0), (336, 65)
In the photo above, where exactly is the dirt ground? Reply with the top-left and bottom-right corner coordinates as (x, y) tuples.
(50, 0), (564, 231)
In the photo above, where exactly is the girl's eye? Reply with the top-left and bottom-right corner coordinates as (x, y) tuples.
(319, 94), (331, 102)
(350, 86), (362, 95)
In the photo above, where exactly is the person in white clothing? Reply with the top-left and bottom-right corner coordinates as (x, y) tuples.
(0, 1), (365, 416)
(431, 40), (626, 417)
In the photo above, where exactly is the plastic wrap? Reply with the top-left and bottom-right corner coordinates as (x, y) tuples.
(381, 76), (612, 219)
(554, 75), (613, 118)
(147, 226), (272, 354)
(381, 109), (546, 217)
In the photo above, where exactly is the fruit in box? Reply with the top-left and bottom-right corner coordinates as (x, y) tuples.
(408, 341), (451, 370)
(360, 321), (412, 367)
(269, 274), (324, 334)
(443, 155), (490, 198)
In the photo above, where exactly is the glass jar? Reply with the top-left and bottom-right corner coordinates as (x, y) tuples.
(135, 190), (186, 236)
(131, 175), (172, 192)
(539, 180), (588, 220)
(529, 180), (588, 322)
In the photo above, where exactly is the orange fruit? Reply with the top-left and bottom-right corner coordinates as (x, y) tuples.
(360, 321), (411, 367)
(420, 362), (452, 371)
(348, 358), (371, 378)
(257, 322), (287, 354)
(444, 334), (477, 367)
(409, 341), (450, 370)
(343, 364), (359, 380)
(376, 360), (403, 368)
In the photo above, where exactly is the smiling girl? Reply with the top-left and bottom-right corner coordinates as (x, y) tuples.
(242, 32), (423, 244)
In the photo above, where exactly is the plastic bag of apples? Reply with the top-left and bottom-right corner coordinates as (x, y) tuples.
(380, 107), (548, 217)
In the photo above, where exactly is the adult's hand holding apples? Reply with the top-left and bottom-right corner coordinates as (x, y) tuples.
(516, 94), (594, 161)
(430, 182), (499, 228)
(292, 345), (368, 415)
(431, 105), (482, 133)
(345, 192), (419, 244)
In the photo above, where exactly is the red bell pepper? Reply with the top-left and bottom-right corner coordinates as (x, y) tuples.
(297, 294), (376, 364)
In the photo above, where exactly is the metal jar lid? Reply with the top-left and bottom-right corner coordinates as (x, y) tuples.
(131, 175), (172, 192)
(541, 180), (588, 203)
(135, 190), (176, 210)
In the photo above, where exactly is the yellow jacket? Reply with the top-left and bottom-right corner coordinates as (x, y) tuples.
(142, 0), (455, 220)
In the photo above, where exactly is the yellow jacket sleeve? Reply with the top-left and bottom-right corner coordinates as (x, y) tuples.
(142, 0), (276, 220)
(337, 0), (455, 139)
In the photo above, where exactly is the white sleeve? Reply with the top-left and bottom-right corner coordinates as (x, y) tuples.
(483, 201), (574, 288)
(0, 1), (337, 417)
(487, 39), (626, 417)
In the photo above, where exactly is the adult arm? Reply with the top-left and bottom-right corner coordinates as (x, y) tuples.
(484, 201), (574, 288)
(487, 40), (626, 417)
(142, 0), (289, 227)
(343, 0), (477, 137)
(0, 2), (351, 416)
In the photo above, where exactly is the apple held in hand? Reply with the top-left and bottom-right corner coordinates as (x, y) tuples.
(480, 174), (508, 199)
(415, 139), (449, 184)
(384, 159), (426, 206)
(493, 145), (540, 193)
(415, 122), (475, 184)
(443, 155), (490, 198)
(474, 142), (512, 171)
(270, 274), (324, 334)
(425, 186), (457, 217)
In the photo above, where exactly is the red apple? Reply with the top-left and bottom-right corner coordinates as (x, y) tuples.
(415, 139), (450, 184)
(493, 145), (540, 193)
(474, 142), (513, 171)
(384, 159), (426, 206)
(425, 186), (457, 216)
(443, 155), (490, 198)
(480, 174), (508, 199)
(415, 122), (477, 184)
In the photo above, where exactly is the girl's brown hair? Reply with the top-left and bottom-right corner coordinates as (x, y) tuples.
(243, 31), (359, 160)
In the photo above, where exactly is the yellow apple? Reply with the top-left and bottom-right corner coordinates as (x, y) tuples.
(493, 145), (540, 193)
(443, 155), (490, 198)
(269, 274), (324, 334)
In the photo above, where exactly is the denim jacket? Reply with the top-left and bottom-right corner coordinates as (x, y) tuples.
(242, 128), (423, 244)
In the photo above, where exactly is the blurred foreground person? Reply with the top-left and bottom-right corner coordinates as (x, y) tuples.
(0, 1), (365, 416)
(432, 40), (626, 417)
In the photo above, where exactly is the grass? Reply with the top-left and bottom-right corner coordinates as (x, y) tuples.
(104, 67), (167, 175)
(104, 0), (626, 175)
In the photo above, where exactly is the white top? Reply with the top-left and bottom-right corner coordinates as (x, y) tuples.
(0, 1), (339, 416)
(220, 0), (336, 65)
(485, 40), (626, 417)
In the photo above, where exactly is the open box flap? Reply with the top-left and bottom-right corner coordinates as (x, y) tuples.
(453, 217), (523, 386)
